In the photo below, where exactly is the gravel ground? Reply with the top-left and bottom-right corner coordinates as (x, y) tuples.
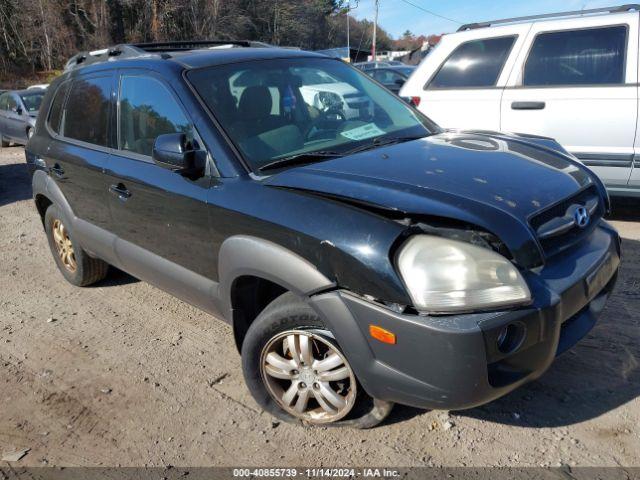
(0, 145), (639, 468)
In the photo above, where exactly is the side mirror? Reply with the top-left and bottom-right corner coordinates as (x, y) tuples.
(394, 78), (406, 87)
(152, 132), (206, 179)
(13, 106), (23, 115)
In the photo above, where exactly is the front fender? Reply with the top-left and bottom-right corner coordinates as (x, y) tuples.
(216, 235), (335, 321)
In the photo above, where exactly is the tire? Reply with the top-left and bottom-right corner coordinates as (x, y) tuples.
(27, 128), (34, 141)
(1, 135), (9, 148)
(241, 292), (393, 429)
(44, 205), (109, 287)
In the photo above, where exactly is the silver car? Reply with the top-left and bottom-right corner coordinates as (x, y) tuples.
(0, 89), (45, 147)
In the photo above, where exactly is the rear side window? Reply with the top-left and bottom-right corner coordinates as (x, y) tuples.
(48, 82), (70, 135)
(428, 36), (516, 89)
(524, 26), (627, 86)
(63, 77), (111, 146)
(118, 76), (191, 157)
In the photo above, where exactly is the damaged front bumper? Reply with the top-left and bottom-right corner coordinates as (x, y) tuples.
(309, 222), (620, 410)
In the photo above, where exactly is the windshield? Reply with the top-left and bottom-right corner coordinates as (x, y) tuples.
(188, 57), (437, 172)
(20, 92), (44, 112)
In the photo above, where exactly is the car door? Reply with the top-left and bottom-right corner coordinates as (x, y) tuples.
(406, 24), (530, 130)
(46, 74), (115, 232)
(105, 70), (217, 301)
(627, 47), (640, 190)
(501, 14), (639, 190)
(0, 93), (8, 138)
(5, 94), (24, 140)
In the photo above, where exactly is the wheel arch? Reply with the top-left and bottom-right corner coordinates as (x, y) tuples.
(217, 235), (335, 350)
(32, 169), (75, 227)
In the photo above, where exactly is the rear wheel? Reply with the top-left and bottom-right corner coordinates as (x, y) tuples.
(44, 205), (109, 286)
(241, 292), (393, 428)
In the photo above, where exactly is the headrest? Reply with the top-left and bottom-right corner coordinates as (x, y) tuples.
(238, 85), (272, 120)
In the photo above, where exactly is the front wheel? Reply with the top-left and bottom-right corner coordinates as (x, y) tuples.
(241, 292), (393, 428)
(1, 134), (9, 148)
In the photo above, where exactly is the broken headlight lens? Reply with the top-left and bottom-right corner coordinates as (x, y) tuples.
(397, 235), (531, 314)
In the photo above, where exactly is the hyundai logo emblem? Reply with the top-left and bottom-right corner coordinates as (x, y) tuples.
(574, 206), (590, 228)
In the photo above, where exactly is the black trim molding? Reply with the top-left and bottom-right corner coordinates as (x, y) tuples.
(574, 153), (633, 168)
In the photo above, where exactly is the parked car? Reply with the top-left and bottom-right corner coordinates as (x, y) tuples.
(295, 68), (373, 119)
(27, 41), (619, 428)
(0, 88), (45, 146)
(401, 4), (640, 197)
(354, 60), (404, 70)
(366, 65), (416, 94)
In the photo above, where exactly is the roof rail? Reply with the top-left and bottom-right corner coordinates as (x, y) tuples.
(457, 4), (640, 31)
(63, 39), (273, 72)
(131, 40), (273, 51)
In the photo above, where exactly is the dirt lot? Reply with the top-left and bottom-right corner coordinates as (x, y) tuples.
(0, 145), (639, 468)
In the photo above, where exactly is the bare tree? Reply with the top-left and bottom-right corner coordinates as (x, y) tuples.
(0, 0), (400, 85)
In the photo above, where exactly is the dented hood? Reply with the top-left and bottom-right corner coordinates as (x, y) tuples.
(265, 132), (596, 268)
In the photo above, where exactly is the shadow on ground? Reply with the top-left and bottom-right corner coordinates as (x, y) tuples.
(95, 267), (140, 287)
(387, 234), (640, 429)
(0, 160), (32, 207)
(608, 196), (640, 222)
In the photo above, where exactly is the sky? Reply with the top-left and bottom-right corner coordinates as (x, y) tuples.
(350, 0), (619, 38)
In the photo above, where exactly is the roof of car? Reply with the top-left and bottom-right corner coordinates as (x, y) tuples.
(377, 65), (414, 70)
(168, 47), (328, 69)
(18, 88), (46, 95)
(63, 46), (332, 77)
(2, 89), (45, 96)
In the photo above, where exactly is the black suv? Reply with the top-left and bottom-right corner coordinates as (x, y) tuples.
(26, 41), (620, 428)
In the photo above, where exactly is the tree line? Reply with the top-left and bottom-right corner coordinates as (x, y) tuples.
(0, 0), (427, 85)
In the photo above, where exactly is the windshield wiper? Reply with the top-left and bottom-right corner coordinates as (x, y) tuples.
(259, 151), (343, 172)
(344, 135), (427, 155)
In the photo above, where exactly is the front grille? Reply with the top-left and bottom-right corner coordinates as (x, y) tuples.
(530, 185), (603, 258)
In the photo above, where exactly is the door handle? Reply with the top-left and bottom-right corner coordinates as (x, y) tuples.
(50, 164), (65, 177)
(109, 183), (132, 200)
(511, 101), (546, 110)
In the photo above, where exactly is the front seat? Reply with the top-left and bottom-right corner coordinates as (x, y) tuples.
(233, 85), (282, 137)
(233, 85), (304, 162)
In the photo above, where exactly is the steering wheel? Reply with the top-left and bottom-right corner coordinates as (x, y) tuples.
(304, 107), (346, 141)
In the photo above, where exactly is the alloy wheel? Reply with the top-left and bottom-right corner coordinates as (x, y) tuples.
(260, 330), (357, 424)
(52, 219), (77, 272)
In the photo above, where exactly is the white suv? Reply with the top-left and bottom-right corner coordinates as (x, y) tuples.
(400, 4), (640, 196)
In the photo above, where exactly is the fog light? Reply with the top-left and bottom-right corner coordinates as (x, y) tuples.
(496, 322), (526, 354)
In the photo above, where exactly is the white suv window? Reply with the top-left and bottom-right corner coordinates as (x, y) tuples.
(523, 26), (627, 86)
(427, 36), (516, 89)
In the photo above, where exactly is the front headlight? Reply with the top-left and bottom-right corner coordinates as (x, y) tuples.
(316, 91), (343, 111)
(397, 235), (531, 314)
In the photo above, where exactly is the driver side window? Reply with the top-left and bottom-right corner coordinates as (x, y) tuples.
(118, 75), (191, 157)
(7, 95), (18, 111)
